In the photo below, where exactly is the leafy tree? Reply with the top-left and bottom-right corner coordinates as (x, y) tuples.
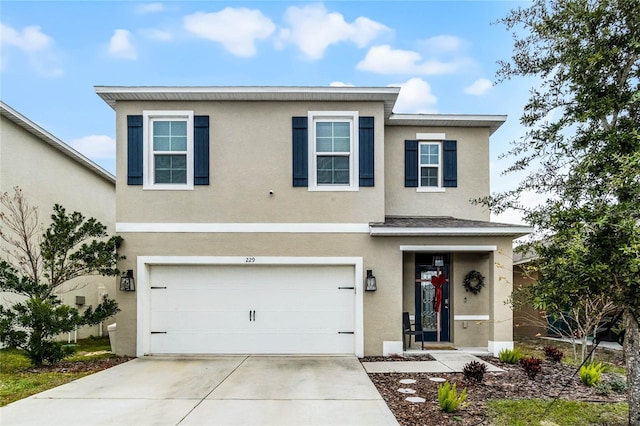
(0, 188), (122, 365)
(479, 0), (640, 422)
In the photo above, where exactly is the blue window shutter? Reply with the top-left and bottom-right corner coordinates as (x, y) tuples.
(404, 140), (418, 187)
(443, 140), (457, 187)
(359, 117), (374, 187)
(127, 115), (143, 185)
(194, 115), (210, 185)
(292, 117), (308, 187)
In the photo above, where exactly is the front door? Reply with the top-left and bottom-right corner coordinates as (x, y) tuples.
(415, 254), (450, 342)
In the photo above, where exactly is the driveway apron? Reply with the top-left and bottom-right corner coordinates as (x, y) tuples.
(0, 356), (398, 426)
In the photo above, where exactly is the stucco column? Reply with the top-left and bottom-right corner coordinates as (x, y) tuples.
(488, 239), (514, 356)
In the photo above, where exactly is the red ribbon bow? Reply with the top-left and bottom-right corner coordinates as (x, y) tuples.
(431, 274), (446, 313)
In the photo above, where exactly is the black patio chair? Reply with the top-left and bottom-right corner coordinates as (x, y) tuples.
(403, 311), (424, 350)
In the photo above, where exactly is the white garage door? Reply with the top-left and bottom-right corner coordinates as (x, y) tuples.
(148, 264), (355, 355)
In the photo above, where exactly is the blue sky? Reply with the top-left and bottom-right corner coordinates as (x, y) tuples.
(1, 1), (536, 223)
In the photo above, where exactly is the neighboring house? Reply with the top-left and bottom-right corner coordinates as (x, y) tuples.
(0, 101), (116, 339)
(512, 251), (547, 338)
(96, 86), (531, 357)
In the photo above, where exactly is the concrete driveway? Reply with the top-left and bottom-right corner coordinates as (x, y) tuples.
(0, 356), (398, 426)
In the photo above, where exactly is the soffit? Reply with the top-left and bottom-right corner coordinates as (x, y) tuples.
(387, 114), (507, 135)
(95, 86), (400, 119)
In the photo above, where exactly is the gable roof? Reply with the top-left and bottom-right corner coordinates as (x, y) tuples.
(0, 101), (115, 185)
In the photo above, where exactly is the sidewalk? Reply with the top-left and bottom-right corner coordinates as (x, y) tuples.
(361, 350), (502, 374)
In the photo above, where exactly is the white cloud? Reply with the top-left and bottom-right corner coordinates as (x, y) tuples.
(464, 78), (493, 95)
(1, 23), (52, 51)
(421, 35), (464, 54)
(139, 28), (172, 41)
(0, 23), (63, 76)
(184, 8), (275, 57)
(329, 81), (355, 87)
(279, 4), (389, 60)
(357, 45), (469, 75)
(108, 29), (137, 60)
(389, 78), (438, 114)
(136, 3), (165, 14)
(68, 135), (116, 160)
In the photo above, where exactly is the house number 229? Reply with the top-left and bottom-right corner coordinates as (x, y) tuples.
(245, 257), (256, 263)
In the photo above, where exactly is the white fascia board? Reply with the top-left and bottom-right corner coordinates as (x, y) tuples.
(399, 245), (497, 252)
(371, 227), (533, 237)
(117, 223), (370, 233)
(95, 86), (400, 113)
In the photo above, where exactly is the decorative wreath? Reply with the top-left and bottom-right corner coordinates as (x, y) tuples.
(463, 270), (485, 295)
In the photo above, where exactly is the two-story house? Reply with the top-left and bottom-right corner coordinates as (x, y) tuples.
(96, 86), (530, 357)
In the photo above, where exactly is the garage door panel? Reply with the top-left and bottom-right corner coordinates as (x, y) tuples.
(148, 264), (355, 355)
(150, 330), (354, 354)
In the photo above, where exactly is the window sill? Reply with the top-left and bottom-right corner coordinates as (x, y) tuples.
(308, 185), (359, 192)
(416, 187), (446, 193)
(142, 184), (194, 191)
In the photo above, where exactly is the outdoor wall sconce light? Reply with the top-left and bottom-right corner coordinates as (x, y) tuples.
(119, 269), (135, 292)
(365, 269), (377, 291)
(433, 255), (444, 267)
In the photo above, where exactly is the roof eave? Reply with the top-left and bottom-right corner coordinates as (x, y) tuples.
(0, 101), (115, 185)
(95, 85), (401, 119)
(387, 113), (508, 135)
(369, 226), (533, 238)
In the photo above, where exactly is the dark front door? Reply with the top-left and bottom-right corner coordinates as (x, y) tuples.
(414, 254), (450, 342)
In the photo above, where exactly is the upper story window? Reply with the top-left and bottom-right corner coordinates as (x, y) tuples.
(308, 111), (359, 191)
(404, 137), (457, 191)
(419, 142), (441, 188)
(143, 111), (194, 190)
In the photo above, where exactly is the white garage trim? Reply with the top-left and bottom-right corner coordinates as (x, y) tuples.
(136, 256), (364, 357)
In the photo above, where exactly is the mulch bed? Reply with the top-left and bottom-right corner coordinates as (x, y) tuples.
(361, 354), (435, 362)
(26, 356), (133, 374)
(367, 358), (627, 426)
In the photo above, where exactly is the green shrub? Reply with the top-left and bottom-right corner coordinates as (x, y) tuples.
(463, 360), (487, 383)
(543, 346), (564, 363)
(437, 381), (469, 413)
(580, 363), (605, 387)
(498, 348), (522, 364)
(607, 375), (628, 394)
(520, 357), (543, 379)
(595, 381), (612, 396)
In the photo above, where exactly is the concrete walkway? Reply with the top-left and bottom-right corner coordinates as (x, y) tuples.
(0, 356), (398, 426)
(362, 351), (503, 374)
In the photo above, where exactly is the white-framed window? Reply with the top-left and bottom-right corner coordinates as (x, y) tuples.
(418, 141), (445, 192)
(143, 110), (194, 190)
(308, 111), (359, 191)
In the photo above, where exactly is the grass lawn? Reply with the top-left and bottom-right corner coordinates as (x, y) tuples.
(0, 336), (120, 407)
(487, 399), (629, 426)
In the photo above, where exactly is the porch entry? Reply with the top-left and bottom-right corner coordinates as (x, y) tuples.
(414, 253), (450, 342)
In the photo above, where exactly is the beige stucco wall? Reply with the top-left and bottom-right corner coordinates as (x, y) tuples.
(383, 126), (491, 221)
(114, 101), (386, 224)
(108, 97), (514, 356)
(115, 232), (513, 357)
(0, 116), (116, 339)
